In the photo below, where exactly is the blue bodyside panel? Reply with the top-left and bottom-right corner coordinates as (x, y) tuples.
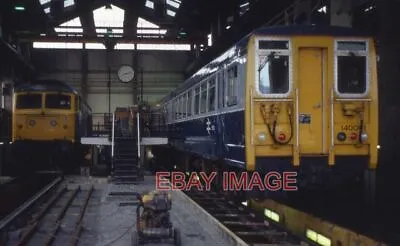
(220, 111), (245, 168)
(169, 110), (245, 169)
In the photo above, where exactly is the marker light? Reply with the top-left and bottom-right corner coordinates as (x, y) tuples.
(350, 132), (357, 140)
(337, 132), (346, 141)
(258, 132), (267, 142)
(360, 133), (368, 142)
(278, 133), (286, 141)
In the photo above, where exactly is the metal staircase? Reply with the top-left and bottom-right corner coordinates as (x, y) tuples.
(111, 107), (144, 184)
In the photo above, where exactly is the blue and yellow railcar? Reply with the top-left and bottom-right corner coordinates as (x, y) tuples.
(151, 25), (379, 199)
(11, 80), (92, 173)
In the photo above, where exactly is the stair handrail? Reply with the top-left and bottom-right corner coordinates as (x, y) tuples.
(137, 111), (141, 158)
(111, 112), (115, 159)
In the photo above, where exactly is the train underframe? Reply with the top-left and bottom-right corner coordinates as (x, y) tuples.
(9, 140), (81, 175)
(151, 146), (376, 204)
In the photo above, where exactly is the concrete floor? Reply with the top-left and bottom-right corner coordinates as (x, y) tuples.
(62, 175), (233, 246)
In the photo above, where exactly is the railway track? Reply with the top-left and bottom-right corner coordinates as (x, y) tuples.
(0, 174), (95, 246)
(0, 173), (60, 220)
(183, 189), (313, 245)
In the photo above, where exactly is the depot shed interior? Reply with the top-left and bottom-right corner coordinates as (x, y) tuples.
(0, 0), (400, 216)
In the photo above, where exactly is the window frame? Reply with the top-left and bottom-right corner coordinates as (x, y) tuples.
(226, 64), (238, 107)
(207, 78), (216, 112)
(194, 86), (200, 115)
(255, 37), (292, 98)
(45, 93), (72, 110)
(15, 93), (43, 110)
(334, 39), (370, 98)
(200, 81), (208, 114)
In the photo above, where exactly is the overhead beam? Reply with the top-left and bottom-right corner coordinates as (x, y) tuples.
(75, 0), (96, 37)
(123, 0), (145, 38)
(20, 35), (198, 44)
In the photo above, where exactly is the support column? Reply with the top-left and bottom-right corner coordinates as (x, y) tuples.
(81, 47), (88, 101)
(330, 0), (352, 27)
(132, 49), (138, 105)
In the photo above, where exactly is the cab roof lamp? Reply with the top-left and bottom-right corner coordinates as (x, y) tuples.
(15, 5), (25, 11)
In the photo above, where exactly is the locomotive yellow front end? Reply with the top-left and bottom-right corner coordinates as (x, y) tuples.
(12, 92), (76, 142)
(245, 33), (378, 194)
(11, 91), (77, 173)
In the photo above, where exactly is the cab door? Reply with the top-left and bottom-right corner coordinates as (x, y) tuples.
(298, 47), (327, 154)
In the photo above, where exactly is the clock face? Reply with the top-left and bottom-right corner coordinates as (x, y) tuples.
(117, 65), (134, 83)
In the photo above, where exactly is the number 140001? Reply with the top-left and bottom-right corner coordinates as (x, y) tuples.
(341, 125), (359, 131)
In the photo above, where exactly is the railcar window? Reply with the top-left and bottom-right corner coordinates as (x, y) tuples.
(16, 94), (42, 109)
(194, 87), (200, 115)
(337, 41), (366, 51)
(200, 83), (207, 113)
(175, 99), (179, 120)
(337, 55), (367, 94)
(187, 90), (192, 117)
(208, 79), (216, 111)
(258, 54), (289, 94)
(182, 94), (187, 118)
(46, 94), (71, 109)
(259, 40), (289, 50)
(227, 66), (238, 106)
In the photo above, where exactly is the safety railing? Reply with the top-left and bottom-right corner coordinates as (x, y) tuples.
(91, 113), (112, 137)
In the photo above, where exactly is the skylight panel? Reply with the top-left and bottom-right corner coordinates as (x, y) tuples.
(55, 27), (83, 33)
(136, 44), (190, 51)
(93, 4), (124, 28)
(60, 17), (82, 27)
(85, 43), (106, 50)
(145, 0), (154, 9)
(137, 29), (167, 35)
(39, 0), (51, 5)
(33, 42), (83, 49)
(115, 43), (135, 50)
(166, 9), (176, 17)
(318, 6), (327, 13)
(137, 17), (159, 28)
(166, 0), (180, 9)
(64, 0), (74, 8)
(96, 28), (123, 34)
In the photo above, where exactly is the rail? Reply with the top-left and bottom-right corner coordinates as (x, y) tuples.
(0, 176), (62, 231)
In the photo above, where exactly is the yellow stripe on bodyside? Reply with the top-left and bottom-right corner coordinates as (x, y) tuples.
(245, 35), (256, 171)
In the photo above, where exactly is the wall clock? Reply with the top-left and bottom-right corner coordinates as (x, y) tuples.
(117, 65), (134, 83)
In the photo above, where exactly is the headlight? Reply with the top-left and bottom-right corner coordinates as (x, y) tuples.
(337, 132), (346, 141)
(258, 132), (267, 142)
(360, 133), (368, 142)
(50, 120), (57, 127)
(29, 120), (36, 126)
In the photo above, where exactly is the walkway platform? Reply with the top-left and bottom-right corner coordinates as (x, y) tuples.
(81, 137), (168, 146)
(63, 175), (237, 246)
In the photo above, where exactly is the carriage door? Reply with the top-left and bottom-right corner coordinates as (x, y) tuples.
(298, 48), (327, 154)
